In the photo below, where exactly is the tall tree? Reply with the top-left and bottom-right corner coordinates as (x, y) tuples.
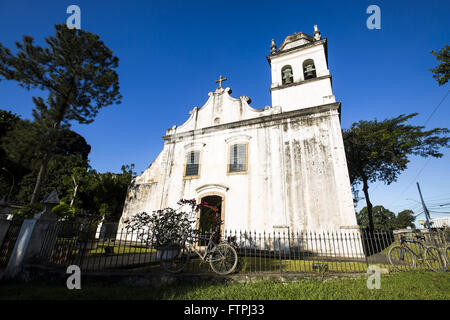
(0, 110), (22, 199)
(357, 206), (397, 230)
(1, 116), (91, 203)
(0, 24), (121, 203)
(395, 209), (416, 229)
(430, 45), (449, 86)
(62, 164), (135, 222)
(357, 206), (416, 230)
(343, 113), (449, 230)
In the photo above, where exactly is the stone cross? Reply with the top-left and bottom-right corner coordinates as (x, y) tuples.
(215, 75), (227, 88)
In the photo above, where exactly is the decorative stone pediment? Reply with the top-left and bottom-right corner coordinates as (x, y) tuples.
(168, 87), (273, 136)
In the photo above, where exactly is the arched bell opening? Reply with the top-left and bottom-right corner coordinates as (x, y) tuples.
(303, 59), (317, 80)
(281, 65), (294, 85)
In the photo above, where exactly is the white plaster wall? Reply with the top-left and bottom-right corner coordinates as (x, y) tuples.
(271, 78), (335, 112)
(280, 111), (358, 232)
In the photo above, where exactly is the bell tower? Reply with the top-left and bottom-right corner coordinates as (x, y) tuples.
(267, 25), (335, 112)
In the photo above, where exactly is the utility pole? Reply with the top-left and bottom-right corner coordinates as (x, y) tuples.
(417, 182), (432, 232)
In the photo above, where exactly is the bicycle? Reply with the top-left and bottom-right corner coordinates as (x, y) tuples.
(388, 234), (447, 272)
(160, 230), (238, 275)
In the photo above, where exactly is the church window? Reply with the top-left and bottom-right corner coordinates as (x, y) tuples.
(185, 150), (200, 178)
(281, 65), (294, 85)
(228, 143), (247, 173)
(303, 59), (317, 80)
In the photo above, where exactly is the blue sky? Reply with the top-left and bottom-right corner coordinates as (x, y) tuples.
(0, 0), (449, 223)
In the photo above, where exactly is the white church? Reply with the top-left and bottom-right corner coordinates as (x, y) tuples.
(119, 26), (359, 235)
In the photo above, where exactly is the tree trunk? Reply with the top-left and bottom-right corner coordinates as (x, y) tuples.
(70, 175), (78, 207)
(30, 152), (51, 204)
(362, 178), (375, 231)
(29, 117), (64, 204)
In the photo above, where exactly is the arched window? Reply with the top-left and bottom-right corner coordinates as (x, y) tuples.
(303, 59), (317, 80)
(281, 65), (294, 85)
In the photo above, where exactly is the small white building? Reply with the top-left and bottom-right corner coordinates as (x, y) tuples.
(119, 26), (359, 236)
(431, 217), (450, 228)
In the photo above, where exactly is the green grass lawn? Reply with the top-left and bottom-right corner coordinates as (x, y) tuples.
(237, 257), (378, 273)
(1, 271), (449, 300)
(51, 238), (155, 256)
(88, 244), (155, 255)
(143, 256), (383, 274)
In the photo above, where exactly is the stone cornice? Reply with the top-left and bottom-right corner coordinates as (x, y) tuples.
(270, 75), (332, 92)
(163, 102), (341, 142)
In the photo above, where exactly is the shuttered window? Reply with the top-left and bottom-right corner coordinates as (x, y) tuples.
(229, 144), (247, 173)
(185, 151), (200, 177)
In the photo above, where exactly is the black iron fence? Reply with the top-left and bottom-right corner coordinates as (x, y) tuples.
(34, 222), (449, 274)
(0, 220), (23, 268)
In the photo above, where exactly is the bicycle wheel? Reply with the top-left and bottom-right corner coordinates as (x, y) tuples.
(160, 243), (190, 273)
(388, 245), (416, 271)
(425, 246), (446, 272)
(209, 243), (238, 275)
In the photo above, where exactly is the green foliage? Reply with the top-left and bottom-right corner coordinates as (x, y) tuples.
(0, 110), (27, 200)
(0, 110), (91, 204)
(0, 109), (20, 137)
(60, 164), (135, 222)
(357, 205), (416, 230)
(344, 113), (449, 187)
(357, 206), (396, 230)
(430, 45), (449, 86)
(123, 199), (202, 248)
(51, 202), (76, 221)
(10, 203), (43, 221)
(395, 209), (416, 229)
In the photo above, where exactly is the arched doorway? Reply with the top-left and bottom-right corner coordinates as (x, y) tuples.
(198, 195), (223, 245)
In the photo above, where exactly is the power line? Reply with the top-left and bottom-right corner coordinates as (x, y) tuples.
(388, 89), (450, 208)
(423, 89), (450, 126)
(420, 192), (450, 200)
(389, 158), (431, 206)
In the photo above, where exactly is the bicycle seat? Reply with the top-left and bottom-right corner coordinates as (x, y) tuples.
(415, 235), (426, 241)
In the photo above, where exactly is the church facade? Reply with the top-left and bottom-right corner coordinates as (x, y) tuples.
(119, 26), (359, 234)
